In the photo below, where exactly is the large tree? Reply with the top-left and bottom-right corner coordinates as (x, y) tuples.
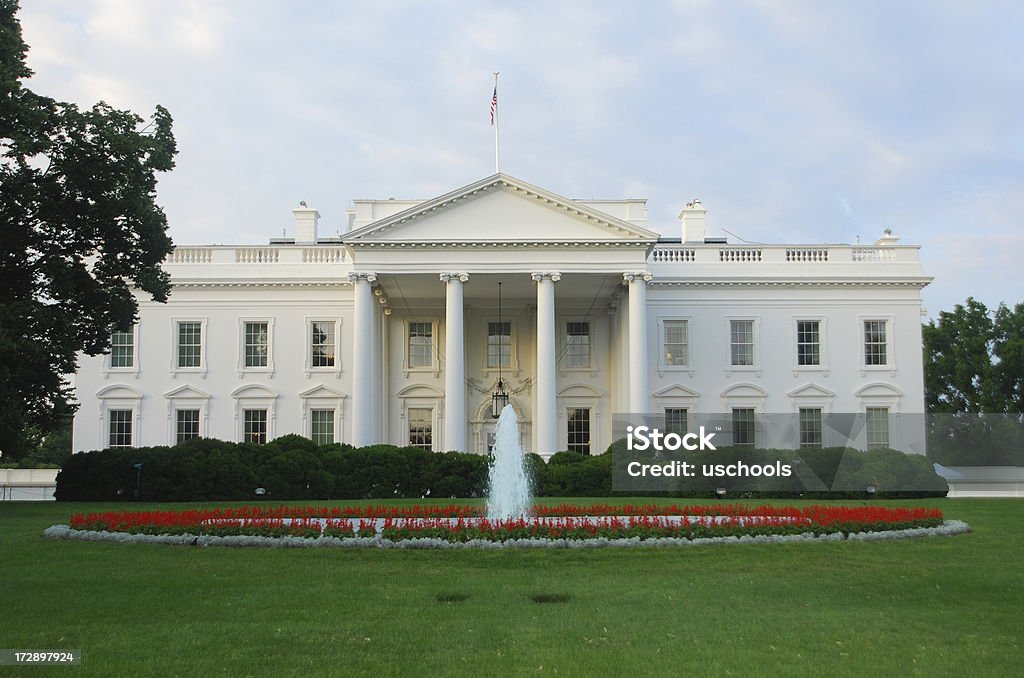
(923, 297), (1024, 413)
(0, 0), (176, 458)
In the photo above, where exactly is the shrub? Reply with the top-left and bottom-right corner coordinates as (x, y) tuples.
(57, 438), (491, 501)
(55, 438), (947, 502)
(535, 451), (613, 497)
(547, 451), (587, 465)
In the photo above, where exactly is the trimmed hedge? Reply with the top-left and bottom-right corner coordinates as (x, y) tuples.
(56, 435), (489, 502)
(55, 435), (947, 502)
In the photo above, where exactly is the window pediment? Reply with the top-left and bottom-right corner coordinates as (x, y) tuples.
(558, 384), (603, 398)
(653, 384), (701, 399)
(787, 383), (836, 399)
(96, 384), (142, 399)
(720, 383), (768, 399)
(163, 384), (211, 400)
(299, 385), (346, 400)
(855, 383), (903, 398)
(397, 384), (445, 399)
(231, 384), (277, 399)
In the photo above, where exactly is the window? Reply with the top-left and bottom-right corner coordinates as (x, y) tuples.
(665, 408), (688, 436)
(864, 320), (887, 366)
(799, 408), (823, 448)
(310, 409), (334, 445)
(408, 322), (433, 368)
(244, 321), (269, 368)
(663, 320), (689, 366)
(565, 322), (590, 368)
(732, 408), (755, 447)
(110, 328), (134, 368)
(567, 407), (591, 455)
(311, 322), (335, 368)
(408, 408), (432, 450)
(109, 409), (133, 448)
(797, 321), (820, 366)
(244, 409), (268, 445)
(487, 321), (511, 368)
(866, 407), (890, 449)
(730, 320), (754, 366)
(177, 321), (202, 368)
(176, 409), (200, 444)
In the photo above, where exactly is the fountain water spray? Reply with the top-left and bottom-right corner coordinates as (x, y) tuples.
(486, 405), (532, 519)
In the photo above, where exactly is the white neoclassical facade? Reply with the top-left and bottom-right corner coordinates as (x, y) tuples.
(73, 173), (931, 457)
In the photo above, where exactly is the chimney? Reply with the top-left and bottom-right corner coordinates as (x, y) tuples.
(292, 201), (320, 244)
(874, 227), (899, 247)
(679, 198), (707, 243)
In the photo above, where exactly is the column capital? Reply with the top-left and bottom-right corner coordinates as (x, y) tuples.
(623, 271), (653, 283)
(348, 272), (378, 284)
(531, 272), (562, 283)
(439, 272), (470, 283)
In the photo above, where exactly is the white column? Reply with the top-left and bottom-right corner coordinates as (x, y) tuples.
(370, 291), (381, 441)
(441, 273), (469, 452)
(624, 272), (652, 414)
(350, 272), (376, 447)
(381, 307), (391, 444)
(533, 272), (561, 455)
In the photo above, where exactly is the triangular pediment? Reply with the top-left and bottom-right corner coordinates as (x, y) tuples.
(299, 384), (346, 399)
(653, 384), (701, 399)
(163, 384), (211, 400)
(787, 383), (836, 399)
(345, 174), (659, 244)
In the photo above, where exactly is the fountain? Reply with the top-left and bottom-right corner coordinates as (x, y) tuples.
(486, 405), (532, 520)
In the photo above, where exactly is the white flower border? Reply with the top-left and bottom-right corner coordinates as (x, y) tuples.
(43, 520), (970, 550)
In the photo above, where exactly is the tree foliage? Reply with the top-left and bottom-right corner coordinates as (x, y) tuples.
(923, 297), (1024, 413)
(0, 1), (176, 458)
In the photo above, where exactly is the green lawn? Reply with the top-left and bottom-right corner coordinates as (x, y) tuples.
(1, 498), (1021, 677)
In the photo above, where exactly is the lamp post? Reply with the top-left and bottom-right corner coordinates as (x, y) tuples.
(133, 463), (143, 500)
(491, 281), (509, 418)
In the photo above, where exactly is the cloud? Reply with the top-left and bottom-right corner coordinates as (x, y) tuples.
(14, 0), (1024, 314)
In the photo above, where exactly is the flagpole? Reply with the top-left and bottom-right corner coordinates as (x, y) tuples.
(492, 72), (500, 173)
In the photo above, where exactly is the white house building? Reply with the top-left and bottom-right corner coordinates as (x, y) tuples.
(72, 173), (930, 457)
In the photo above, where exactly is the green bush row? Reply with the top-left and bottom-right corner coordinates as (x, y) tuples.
(55, 435), (491, 502)
(55, 436), (948, 502)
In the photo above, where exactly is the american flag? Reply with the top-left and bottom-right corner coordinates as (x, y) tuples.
(490, 85), (497, 126)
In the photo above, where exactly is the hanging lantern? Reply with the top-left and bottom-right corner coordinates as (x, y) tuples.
(491, 379), (509, 419)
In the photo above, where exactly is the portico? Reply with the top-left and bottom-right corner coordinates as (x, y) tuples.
(343, 174), (659, 455)
(343, 266), (655, 456)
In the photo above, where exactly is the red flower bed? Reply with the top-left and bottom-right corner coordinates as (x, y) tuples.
(68, 503), (944, 542)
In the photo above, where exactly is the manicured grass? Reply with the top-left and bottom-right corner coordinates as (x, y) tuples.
(1, 498), (1021, 676)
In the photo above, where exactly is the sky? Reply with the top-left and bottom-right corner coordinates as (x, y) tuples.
(16, 0), (1024, 318)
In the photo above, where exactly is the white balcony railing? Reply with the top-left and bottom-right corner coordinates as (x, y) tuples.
(166, 246), (347, 266)
(649, 244), (918, 266)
